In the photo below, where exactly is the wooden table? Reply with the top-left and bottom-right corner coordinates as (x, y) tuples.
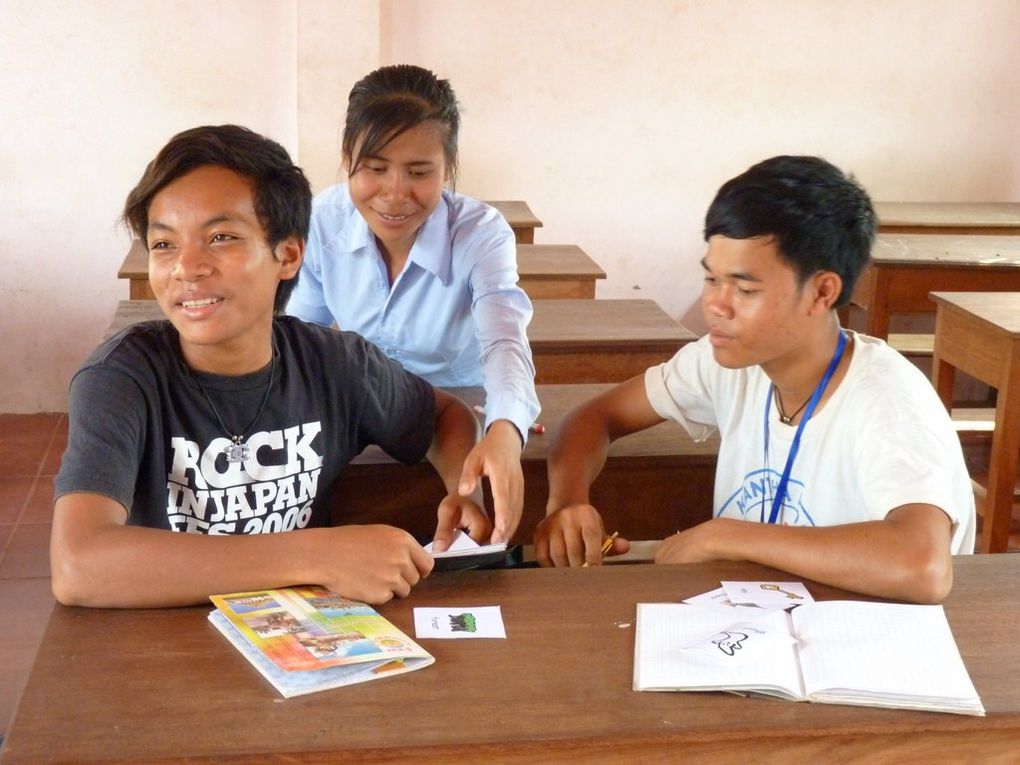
(875, 202), (1020, 236)
(333, 384), (719, 544)
(105, 299), (695, 385)
(850, 234), (1020, 339)
(116, 239), (152, 299)
(528, 299), (694, 383)
(516, 244), (605, 299)
(931, 292), (1020, 553)
(488, 199), (542, 243)
(4, 555), (1018, 764)
(119, 240), (601, 302)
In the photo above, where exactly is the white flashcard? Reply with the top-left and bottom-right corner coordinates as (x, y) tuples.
(683, 586), (735, 607)
(683, 618), (797, 665)
(721, 581), (815, 608)
(413, 606), (507, 639)
(422, 530), (507, 559)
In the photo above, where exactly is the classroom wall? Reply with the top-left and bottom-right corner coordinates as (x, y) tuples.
(380, 0), (1020, 332)
(1, 0), (296, 413)
(1, 0), (1018, 413)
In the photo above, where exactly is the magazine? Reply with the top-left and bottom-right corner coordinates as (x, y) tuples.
(208, 585), (433, 697)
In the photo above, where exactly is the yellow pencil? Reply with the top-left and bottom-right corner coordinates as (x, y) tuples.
(582, 531), (619, 567)
(600, 531), (619, 555)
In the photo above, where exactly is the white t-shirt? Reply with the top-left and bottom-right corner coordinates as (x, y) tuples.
(644, 332), (975, 554)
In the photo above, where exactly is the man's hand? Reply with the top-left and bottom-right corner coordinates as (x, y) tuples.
(431, 494), (493, 552)
(534, 504), (630, 567)
(319, 525), (434, 603)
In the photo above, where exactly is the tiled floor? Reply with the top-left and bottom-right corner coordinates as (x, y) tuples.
(0, 413), (64, 739)
(0, 414), (1017, 740)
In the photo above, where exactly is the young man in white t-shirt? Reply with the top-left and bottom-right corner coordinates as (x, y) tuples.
(535, 155), (975, 603)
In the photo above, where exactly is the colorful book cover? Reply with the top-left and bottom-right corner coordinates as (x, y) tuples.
(208, 586), (433, 697)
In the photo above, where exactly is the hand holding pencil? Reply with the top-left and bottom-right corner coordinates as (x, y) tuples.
(581, 531), (619, 567)
(533, 504), (631, 567)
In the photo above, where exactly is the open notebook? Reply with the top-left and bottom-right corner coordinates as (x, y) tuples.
(634, 600), (984, 716)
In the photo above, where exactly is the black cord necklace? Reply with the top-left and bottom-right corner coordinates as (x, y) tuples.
(191, 343), (278, 464)
(773, 387), (810, 425)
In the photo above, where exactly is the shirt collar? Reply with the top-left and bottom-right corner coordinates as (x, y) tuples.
(340, 197), (376, 253)
(407, 193), (453, 285)
(340, 189), (453, 286)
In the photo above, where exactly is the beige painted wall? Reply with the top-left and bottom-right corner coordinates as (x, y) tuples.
(382, 0), (1020, 332)
(1, 0), (298, 413)
(1, 0), (1018, 413)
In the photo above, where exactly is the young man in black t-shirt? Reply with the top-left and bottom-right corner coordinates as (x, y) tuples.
(52, 125), (491, 608)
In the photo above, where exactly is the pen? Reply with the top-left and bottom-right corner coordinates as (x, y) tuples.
(472, 405), (545, 434)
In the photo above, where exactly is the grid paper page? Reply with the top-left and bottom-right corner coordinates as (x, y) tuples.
(794, 601), (983, 713)
(634, 603), (802, 698)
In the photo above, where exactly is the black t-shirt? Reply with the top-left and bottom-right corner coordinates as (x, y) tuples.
(55, 317), (435, 534)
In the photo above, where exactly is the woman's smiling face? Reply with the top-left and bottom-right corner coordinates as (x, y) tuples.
(345, 122), (450, 261)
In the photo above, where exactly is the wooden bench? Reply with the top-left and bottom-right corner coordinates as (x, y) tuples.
(105, 298), (695, 385)
(119, 240), (601, 302)
(332, 384), (718, 545)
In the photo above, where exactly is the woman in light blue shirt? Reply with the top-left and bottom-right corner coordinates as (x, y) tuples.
(287, 64), (540, 547)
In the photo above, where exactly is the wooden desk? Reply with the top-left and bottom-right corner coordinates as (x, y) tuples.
(116, 239), (151, 299)
(516, 244), (605, 299)
(333, 384), (718, 544)
(931, 292), (1020, 553)
(105, 299), (695, 385)
(488, 199), (542, 243)
(119, 240), (602, 301)
(4, 555), (1018, 764)
(850, 234), (1020, 338)
(875, 201), (1020, 236)
(529, 299), (694, 384)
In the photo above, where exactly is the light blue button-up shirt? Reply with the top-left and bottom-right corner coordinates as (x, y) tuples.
(287, 184), (540, 441)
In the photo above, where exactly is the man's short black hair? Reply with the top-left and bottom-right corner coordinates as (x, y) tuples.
(704, 155), (876, 306)
(123, 125), (312, 314)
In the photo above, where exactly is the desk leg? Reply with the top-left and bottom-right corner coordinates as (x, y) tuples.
(865, 272), (891, 339)
(982, 359), (1020, 553)
(931, 354), (955, 413)
(129, 280), (156, 300)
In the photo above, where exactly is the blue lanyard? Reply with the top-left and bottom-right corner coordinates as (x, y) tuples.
(761, 330), (848, 525)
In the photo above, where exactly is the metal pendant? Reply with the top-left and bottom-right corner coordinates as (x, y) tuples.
(223, 442), (251, 463)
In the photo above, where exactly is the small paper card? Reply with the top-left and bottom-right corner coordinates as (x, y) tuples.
(413, 606), (507, 639)
(721, 581), (814, 608)
(684, 586), (736, 607)
(423, 530), (508, 559)
(683, 619), (797, 665)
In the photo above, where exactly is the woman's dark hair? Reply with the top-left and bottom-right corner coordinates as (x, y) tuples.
(122, 124), (312, 313)
(342, 64), (460, 182)
(704, 155), (876, 307)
